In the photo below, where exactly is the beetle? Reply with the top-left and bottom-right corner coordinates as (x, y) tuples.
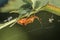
(17, 15), (42, 26)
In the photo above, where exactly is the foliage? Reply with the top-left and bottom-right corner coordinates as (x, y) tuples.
(0, 0), (60, 29)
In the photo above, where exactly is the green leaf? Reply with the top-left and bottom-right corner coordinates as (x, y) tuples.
(49, 0), (60, 8)
(22, 0), (32, 4)
(1, 0), (26, 12)
(17, 3), (32, 17)
(31, 0), (48, 9)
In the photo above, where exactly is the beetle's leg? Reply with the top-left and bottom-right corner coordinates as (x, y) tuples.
(31, 14), (42, 24)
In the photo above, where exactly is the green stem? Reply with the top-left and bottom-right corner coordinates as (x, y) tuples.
(44, 4), (60, 16)
(0, 18), (17, 29)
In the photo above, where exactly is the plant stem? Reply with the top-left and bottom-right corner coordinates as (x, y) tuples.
(0, 18), (17, 29)
(44, 4), (60, 16)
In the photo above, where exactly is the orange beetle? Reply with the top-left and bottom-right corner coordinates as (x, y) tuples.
(17, 15), (41, 26)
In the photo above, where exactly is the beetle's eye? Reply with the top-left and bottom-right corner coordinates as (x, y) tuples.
(0, 12), (19, 23)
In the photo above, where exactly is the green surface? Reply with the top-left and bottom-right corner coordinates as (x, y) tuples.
(0, 24), (28, 40)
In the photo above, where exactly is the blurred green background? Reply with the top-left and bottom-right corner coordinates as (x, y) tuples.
(0, 11), (60, 40)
